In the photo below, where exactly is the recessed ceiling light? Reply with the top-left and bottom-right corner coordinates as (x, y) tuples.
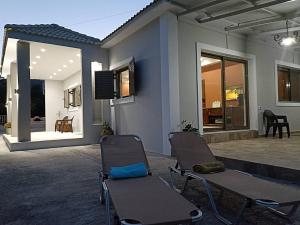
(69, 59), (74, 63)
(32, 61), (37, 65)
(40, 48), (46, 52)
(35, 55), (41, 59)
(63, 65), (67, 68)
(29, 66), (33, 70)
(58, 69), (62, 72)
(49, 76), (53, 79)
(53, 72), (57, 76)
(76, 53), (81, 57)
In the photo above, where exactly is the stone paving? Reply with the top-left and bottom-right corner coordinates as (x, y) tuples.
(210, 134), (300, 170)
(0, 137), (299, 225)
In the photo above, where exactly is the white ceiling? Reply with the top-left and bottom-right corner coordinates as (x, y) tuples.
(2, 38), (81, 81)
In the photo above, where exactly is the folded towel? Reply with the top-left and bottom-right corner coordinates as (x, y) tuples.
(110, 162), (148, 179)
(193, 161), (225, 174)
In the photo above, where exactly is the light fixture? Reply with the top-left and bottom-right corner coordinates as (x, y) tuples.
(69, 59), (74, 63)
(58, 69), (62, 72)
(76, 53), (81, 57)
(53, 72), (57, 76)
(63, 65), (67, 68)
(40, 48), (46, 52)
(274, 20), (299, 46)
(49, 76), (53, 79)
(35, 55), (41, 59)
(32, 61), (37, 65)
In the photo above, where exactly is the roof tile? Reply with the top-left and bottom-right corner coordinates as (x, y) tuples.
(4, 23), (101, 45)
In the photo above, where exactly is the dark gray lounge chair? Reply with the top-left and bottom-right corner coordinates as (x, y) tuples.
(100, 135), (202, 225)
(168, 132), (300, 225)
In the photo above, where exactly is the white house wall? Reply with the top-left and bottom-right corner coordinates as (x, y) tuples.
(178, 18), (300, 134)
(178, 19), (247, 129)
(109, 19), (164, 153)
(63, 71), (83, 133)
(45, 80), (64, 131)
(246, 39), (300, 133)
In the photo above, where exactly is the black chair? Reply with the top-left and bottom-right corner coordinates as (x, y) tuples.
(263, 110), (290, 138)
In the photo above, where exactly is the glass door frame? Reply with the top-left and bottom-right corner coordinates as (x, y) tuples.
(201, 52), (250, 131)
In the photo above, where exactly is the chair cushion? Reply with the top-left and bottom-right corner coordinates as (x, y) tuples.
(110, 162), (148, 179)
(193, 161), (225, 174)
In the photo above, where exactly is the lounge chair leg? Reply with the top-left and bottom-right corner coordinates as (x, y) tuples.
(268, 203), (299, 223)
(168, 166), (183, 193)
(103, 182), (111, 225)
(182, 177), (191, 193)
(233, 199), (250, 225)
(287, 203), (299, 217)
(200, 178), (232, 225)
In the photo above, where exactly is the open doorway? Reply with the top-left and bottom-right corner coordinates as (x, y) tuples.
(201, 53), (249, 132)
(31, 79), (45, 132)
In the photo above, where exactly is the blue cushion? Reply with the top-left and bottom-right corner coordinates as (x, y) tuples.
(109, 162), (148, 180)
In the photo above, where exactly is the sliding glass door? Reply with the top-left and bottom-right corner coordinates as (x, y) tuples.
(201, 53), (248, 132)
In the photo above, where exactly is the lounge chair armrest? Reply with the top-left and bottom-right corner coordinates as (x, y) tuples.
(191, 209), (203, 223)
(256, 199), (279, 208)
(120, 220), (142, 225)
(275, 115), (288, 122)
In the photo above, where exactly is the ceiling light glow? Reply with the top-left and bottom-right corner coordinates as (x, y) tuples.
(69, 59), (74, 63)
(58, 69), (62, 72)
(32, 61), (37, 65)
(63, 65), (67, 68)
(281, 37), (296, 46)
(35, 55), (41, 59)
(76, 53), (81, 57)
(40, 48), (46, 52)
(49, 76), (53, 79)
(53, 72), (57, 76)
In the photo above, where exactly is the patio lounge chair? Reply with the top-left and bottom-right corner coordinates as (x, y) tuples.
(263, 109), (290, 138)
(99, 135), (203, 225)
(168, 132), (300, 225)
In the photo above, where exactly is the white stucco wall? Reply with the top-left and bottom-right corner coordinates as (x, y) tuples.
(177, 18), (300, 134)
(63, 70), (83, 133)
(246, 39), (300, 133)
(178, 19), (247, 129)
(45, 80), (64, 131)
(109, 19), (164, 153)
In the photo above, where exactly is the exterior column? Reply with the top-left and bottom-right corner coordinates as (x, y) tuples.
(10, 63), (18, 137)
(17, 41), (31, 142)
(160, 12), (180, 155)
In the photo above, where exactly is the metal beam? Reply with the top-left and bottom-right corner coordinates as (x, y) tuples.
(197, 0), (292, 24)
(225, 16), (283, 31)
(225, 10), (300, 31)
(177, 0), (231, 17)
(255, 26), (300, 36)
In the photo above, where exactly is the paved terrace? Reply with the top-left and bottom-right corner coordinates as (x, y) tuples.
(0, 136), (299, 225)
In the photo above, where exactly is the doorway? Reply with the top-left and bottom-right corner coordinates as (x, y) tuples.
(201, 53), (249, 132)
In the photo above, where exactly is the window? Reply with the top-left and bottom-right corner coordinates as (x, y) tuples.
(277, 65), (300, 103)
(119, 69), (130, 98)
(95, 58), (135, 101)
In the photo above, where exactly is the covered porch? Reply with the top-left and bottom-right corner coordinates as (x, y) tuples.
(0, 24), (109, 151)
